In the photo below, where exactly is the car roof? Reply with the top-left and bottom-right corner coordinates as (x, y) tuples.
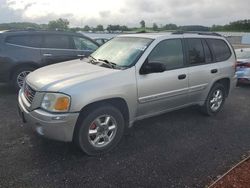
(1, 30), (84, 37)
(0, 29), (100, 46)
(118, 33), (171, 39)
(118, 32), (224, 40)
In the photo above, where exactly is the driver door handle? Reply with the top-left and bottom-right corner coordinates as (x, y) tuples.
(211, 69), (218, 74)
(178, 74), (186, 80)
(77, 54), (85, 57)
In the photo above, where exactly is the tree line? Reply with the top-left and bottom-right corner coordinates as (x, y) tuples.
(0, 18), (250, 32)
(211, 20), (250, 32)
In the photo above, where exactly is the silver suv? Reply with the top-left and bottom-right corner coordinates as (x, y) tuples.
(18, 32), (237, 155)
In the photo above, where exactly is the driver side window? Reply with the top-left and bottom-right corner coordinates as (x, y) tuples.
(73, 37), (99, 51)
(148, 39), (184, 70)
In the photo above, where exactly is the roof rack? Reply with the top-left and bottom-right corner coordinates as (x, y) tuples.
(5, 28), (70, 33)
(6, 28), (38, 32)
(172, 31), (222, 37)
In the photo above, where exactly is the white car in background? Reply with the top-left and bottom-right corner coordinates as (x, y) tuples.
(235, 48), (250, 84)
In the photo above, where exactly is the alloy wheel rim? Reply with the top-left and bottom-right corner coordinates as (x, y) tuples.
(88, 115), (117, 148)
(17, 71), (31, 88)
(210, 89), (223, 112)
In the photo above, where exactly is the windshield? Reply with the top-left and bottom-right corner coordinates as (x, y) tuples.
(90, 37), (153, 68)
(236, 49), (250, 59)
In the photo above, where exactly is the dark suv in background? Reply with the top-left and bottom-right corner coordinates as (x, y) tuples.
(0, 30), (99, 90)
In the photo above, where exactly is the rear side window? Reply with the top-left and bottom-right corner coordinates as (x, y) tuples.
(6, 35), (42, 48)
(186, 38), (205, 65)
(43, 35), (73, 49)
(148, 39), (184, 70)
(206, 39), (231, 62)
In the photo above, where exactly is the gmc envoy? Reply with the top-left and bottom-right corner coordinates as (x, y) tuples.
(18, 32), (237, 155)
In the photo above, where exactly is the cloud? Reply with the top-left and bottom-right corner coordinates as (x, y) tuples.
(0, 0), (249, 27)
(0, 0), (23, 23)
(99, 11), (111, 18)
(23, 2), (36, 10)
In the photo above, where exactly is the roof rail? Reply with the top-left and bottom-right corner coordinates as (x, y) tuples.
(6, 28), (38, 32)
(172, 31), (222, 37)
(5, 28), (71, 33)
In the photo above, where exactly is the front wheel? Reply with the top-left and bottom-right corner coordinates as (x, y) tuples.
(201, 83), (226, 116)
(74, 105), (125, 155)
(11, 66), (35, 92)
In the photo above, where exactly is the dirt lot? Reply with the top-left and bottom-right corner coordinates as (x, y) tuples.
(0, 84), (249, 188)
(211, 157), (250, 188)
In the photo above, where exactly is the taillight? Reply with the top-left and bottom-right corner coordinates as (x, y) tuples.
(237, 61), (250, 68)
(234, 61), (238, 72)
(233, 61), (241, 72)
(244, 63), (250, 68)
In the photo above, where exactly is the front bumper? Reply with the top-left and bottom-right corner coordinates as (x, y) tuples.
(18, 90), (79, 142)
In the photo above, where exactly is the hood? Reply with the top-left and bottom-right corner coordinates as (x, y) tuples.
(26, 59), (118, 91)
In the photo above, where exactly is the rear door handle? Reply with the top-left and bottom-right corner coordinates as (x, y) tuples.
(77, 54), (85, 58)
(178, 74), (186, 80)
(211, 69), (218, 74)
(43, 53), (52, 57)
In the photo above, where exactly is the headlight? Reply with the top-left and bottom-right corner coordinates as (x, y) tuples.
(41, 93), (70, 112)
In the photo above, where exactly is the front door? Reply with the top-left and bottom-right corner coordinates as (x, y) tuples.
(136, 38), (189, 118)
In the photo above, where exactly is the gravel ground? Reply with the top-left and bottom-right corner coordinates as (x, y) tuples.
(0, 83), (249, 188)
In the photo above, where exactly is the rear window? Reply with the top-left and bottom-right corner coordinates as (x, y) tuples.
(6, 35), (42, 48)
(43, 35), (74, 49)
(207, 39), (231, 62)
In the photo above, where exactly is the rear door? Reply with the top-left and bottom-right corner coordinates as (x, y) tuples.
(185, 38), (219, 103)
(41, 34), (77, 65)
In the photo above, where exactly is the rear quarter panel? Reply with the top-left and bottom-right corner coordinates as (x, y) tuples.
(217, 40), (237, 93)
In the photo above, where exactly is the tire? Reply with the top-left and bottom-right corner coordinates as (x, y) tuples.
(74, 104), (125, 155)
(11, 66), (35, 92)
(201, 83), (226, 116)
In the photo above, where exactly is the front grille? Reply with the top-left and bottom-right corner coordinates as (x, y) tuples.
(24, 82), (36, 103)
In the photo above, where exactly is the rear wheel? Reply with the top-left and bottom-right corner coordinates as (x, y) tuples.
(74, 105), (125, 155)
(201, 83), (226, 116)
(11, 66), (35, 92)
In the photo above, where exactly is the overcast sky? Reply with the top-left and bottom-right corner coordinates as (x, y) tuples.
(0, 0), (250, 27)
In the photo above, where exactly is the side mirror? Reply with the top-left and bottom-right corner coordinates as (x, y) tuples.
(140, 62), (166, 74)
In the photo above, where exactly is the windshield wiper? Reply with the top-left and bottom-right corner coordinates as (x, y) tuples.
(98, 59), (117, 69)
(88, 57), (128, 69)
(87, 55), (99, 65)
(89, 55), (96, 61)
